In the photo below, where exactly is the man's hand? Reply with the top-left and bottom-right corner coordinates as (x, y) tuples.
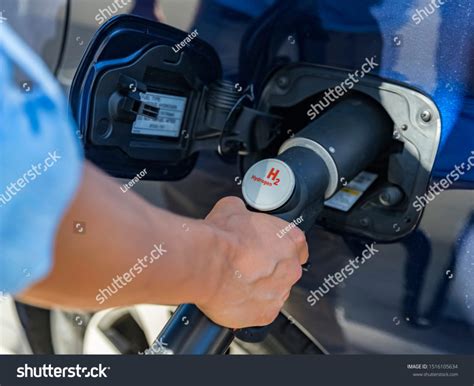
(19, 165), (306, 320)
(198, 197), (308, 329)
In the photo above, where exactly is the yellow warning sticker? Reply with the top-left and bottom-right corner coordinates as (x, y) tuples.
(324, 171), (378, 212)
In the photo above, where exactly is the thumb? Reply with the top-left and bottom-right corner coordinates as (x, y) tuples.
(207, 196), (247, 218)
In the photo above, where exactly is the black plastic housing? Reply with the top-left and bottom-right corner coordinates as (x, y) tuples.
(70, 15), (223, 180)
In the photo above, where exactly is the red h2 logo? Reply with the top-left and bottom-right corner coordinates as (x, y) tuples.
(266, 168), (281, 186)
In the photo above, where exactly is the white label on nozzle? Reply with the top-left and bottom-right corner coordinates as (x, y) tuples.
(242, 159), (295, 212)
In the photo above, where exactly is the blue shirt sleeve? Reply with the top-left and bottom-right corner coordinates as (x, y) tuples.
(0, 25), (84, 295)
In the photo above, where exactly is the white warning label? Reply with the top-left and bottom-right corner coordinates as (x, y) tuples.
(324, 171), (378, 212)
(132, 92), (187, 137)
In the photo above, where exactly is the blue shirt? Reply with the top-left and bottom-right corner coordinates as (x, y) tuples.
(0, 25), (83, 294)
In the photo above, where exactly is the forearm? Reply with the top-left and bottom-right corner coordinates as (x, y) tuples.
(19, 162), (224, 311)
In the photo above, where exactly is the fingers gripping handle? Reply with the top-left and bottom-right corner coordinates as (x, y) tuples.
(152, 154), (327, 353)
(151, 210), (310, 354)
(233, 210), (312, 343)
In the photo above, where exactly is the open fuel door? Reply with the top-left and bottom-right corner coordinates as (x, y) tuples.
(69, 15), (223, 180)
